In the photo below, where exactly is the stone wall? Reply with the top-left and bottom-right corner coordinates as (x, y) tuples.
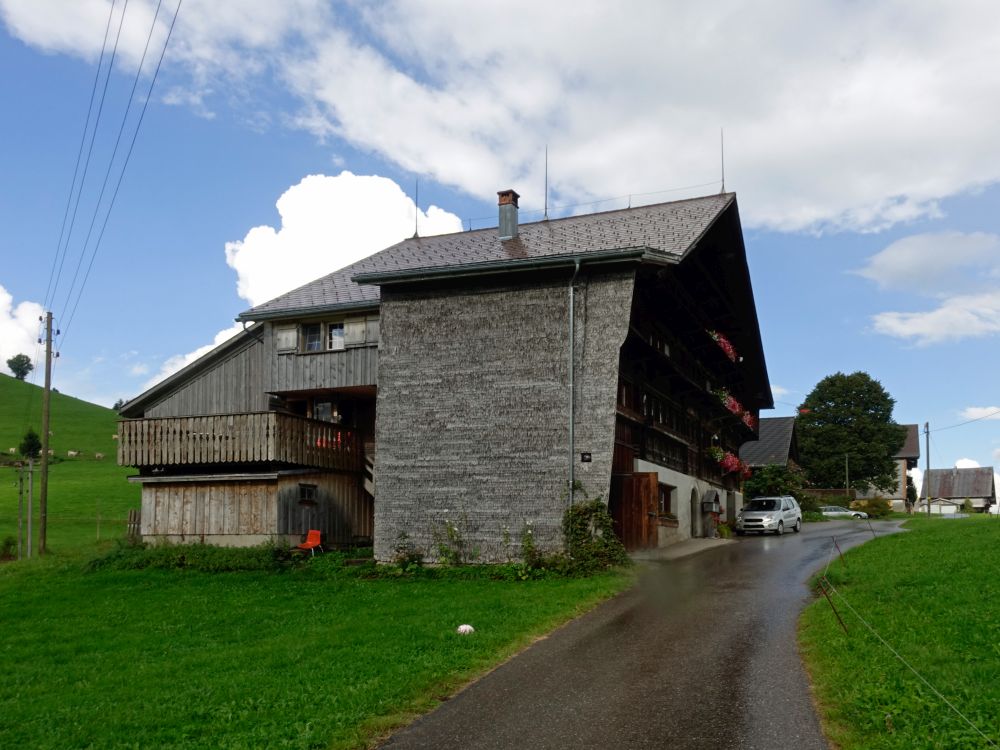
(373, 270), (635, 562)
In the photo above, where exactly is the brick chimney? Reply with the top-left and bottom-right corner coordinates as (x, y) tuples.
(498, 189), (520, 240)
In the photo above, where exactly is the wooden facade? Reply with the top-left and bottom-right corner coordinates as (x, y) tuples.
(138, 471), (372, 546)
(118, 412), (361, 471)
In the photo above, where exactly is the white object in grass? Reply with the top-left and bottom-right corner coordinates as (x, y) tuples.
(456, 624), (475, 635)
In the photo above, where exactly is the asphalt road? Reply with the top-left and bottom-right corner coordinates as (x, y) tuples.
(380, 520), (903, 750)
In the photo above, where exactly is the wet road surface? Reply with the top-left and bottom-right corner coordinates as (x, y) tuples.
(380, 520), (903, 750)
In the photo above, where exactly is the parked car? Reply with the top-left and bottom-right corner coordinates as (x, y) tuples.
(735, 496), (802, 535)
(820, 505), (869, 519)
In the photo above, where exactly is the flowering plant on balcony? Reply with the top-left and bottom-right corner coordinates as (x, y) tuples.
(741, 411), (758, 430)
(707, 329), (738, 362)
(719, 451), (742, 474)
(715, 388), (744, 416)
(741, 462), (753, 479)
(708, 445), (724, 462)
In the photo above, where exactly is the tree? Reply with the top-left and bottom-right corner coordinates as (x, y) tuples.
(6, 353), (33, 380)
(18, 428), (41, 460)
(112, 398), (126, 411)
(797, 371), (906, 493)
(744, 464), (807, 501)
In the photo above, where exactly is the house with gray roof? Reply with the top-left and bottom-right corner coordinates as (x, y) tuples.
(118, 190), (772, 559)
(919, 467), (996, 513)
(739, 416), (799, 469)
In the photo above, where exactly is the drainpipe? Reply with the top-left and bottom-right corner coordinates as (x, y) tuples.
(569, 258), (581, 505)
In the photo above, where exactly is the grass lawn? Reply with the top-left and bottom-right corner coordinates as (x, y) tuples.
(799, 515), (1000, 749)
(0, 553), (632, 749)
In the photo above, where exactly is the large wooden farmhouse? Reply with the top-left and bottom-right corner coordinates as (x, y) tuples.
(119, 190), (772, 560)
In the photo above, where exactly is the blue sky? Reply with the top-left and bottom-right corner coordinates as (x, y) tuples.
(1, 1), (998, 483)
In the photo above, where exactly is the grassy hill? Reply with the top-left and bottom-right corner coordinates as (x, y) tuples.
(0, 374), (139, 555)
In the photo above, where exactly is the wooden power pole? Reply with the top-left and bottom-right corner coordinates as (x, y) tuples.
(39, 311), (53, 555)
(924, 421), (931, 517)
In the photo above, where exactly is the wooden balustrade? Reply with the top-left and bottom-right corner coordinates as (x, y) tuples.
(118, 412), (360, 471)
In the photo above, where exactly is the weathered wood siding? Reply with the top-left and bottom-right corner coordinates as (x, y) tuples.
(374, 271), (635, 563)
(277, 473), (373, 544)
(140, 472), (372, 547)
(118, 413), (361, 470)
(270, 345), (379, 392)
(146, 334), (268, 417)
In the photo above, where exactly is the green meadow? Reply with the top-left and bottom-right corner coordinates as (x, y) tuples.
(800, 515), (1000, 749)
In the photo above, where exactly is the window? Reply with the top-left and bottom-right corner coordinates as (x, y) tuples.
(275, 326), (297, 352)
(658, 483), (675, 515)
(327, 323), (345, 351)
(344, 317), (366, 346)
(302, 324), (322, 352)
(298, 483), (317, 505)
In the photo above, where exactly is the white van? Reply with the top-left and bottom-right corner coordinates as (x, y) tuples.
(735, 496), (802, 535)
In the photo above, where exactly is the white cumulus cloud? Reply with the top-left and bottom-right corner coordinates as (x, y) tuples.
(955, 458), (981, 469)
(960, 406), (1000, 421)
(6, 1), (1000, 231)
(142, 323), (244, 392)
(224, 171), (462, 307)
(0, 284), (44, 372)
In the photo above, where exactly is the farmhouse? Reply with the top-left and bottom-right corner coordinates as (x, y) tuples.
(119, 190), (772, 560)
(920, 467), (996, 513)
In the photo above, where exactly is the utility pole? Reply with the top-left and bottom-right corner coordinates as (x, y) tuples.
(39, 311), (53, 555)
(845, 453), (850, 500)
(17, 465), (24, 560)
(924, 421), (931, 517)
(27, 459), (33, 558)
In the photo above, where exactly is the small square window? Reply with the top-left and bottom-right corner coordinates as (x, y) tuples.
(344, 317), (366, 346)
(275, 326), (297, 352)
(302, 324), (322, 352)
(299, 483), (317, 505)
(328, 323), (345, 351)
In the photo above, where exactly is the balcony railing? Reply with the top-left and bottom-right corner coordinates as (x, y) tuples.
(118, 412), (360, 471)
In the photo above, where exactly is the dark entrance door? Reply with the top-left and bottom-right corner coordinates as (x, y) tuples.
(609, 473), (658, 550)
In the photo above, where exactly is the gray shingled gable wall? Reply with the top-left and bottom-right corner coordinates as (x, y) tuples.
(373, 270), (635, 562)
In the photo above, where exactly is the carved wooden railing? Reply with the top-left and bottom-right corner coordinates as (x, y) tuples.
(118, 412), (360, 471)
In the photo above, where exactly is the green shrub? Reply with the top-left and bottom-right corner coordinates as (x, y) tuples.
(0, 535), (16, 560)
(852, 497), (892, 519)
(562, 499), (629, 574)
(86, 538), (297, 573)
(717, 521), (733, 538)
(803, 511), (827, 523)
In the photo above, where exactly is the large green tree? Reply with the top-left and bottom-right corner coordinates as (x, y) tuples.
(797, 371), (906, 493)
(7, 353), (33, 380)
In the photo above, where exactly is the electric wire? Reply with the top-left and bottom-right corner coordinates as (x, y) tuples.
(59, 0), (183, 351)
(42, 0), (119, 312)
(45, 0), (130, 314)
(931, 407), (1000, 433)
(57, 0), (168, 335)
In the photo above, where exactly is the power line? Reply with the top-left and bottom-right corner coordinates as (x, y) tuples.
(931, 407), (1000, 433)
(45, 0), (130, 313)
(59, 0), (184, 350)
(42, 0), (120, 312)
(57, 0), (169, 329)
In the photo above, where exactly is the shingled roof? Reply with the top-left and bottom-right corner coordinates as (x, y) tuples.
(922, 467), (996, 500)
(238, 193), (735, 321)
(896, 424), (920, 460)
(739, 416), (798, 468)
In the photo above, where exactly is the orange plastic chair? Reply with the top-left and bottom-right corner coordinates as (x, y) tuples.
(296, 529), (323, 556)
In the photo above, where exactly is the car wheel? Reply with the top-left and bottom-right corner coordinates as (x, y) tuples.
(775, 521), (784, 536)
(793, 518), (802, 533)
(852, 513), (863, 519)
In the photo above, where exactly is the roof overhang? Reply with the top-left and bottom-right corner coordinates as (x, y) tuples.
(351, 248), (650, 287)
(237, 300), (378, 323)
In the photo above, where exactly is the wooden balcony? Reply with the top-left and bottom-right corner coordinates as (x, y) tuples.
(118, 412), (361, 471)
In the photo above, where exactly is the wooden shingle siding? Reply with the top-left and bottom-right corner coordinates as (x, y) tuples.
(118, 413), (361, 471)
(270, 344), (378, 392)
(373, 271), (635, 563)
(146, 335), (269, 418)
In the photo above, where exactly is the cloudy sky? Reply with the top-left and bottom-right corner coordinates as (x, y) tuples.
(1, 0), (998, 479)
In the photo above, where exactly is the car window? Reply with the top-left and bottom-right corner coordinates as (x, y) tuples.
(746, 499), (778, 511)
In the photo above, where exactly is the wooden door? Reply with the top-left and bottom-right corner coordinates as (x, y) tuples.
(609, 473), (658, 550)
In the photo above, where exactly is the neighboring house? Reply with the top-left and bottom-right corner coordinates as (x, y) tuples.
(119, 190), (772, 559)
(739, 416), (799, 469)
(919, 467), (996, 514)
(858, 423), (920, 509)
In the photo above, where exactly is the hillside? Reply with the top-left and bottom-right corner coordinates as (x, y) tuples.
(0, 374), (139, 555)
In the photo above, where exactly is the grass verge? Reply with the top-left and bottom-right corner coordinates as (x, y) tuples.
(0, 549), (632, 749)
(799, 515), (1000, 749)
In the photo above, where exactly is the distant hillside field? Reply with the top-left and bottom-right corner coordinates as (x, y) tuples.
(0, 374), (138, 555)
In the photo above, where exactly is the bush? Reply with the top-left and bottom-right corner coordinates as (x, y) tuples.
(852, 497), (892, 519)
(562, 499), (630, 574)
(86, 539), (297, 573)
(0, 535), (16, 560)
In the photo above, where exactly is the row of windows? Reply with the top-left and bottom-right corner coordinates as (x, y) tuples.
(275, 317), (379, 354)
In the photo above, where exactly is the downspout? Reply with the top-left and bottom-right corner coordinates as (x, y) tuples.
(569, 258), (581, 505)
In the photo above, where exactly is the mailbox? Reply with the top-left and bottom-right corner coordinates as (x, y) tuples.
(702, 500), (721, 513)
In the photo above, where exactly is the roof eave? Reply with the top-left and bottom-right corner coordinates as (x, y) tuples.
(237, 299), (380, 323)
(352, 248), (653, 286)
